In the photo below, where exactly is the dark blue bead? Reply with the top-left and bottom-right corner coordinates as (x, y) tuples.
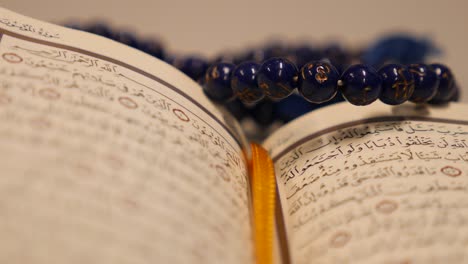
(339, 64), (382, 106)
(429, 63), (456, 104)
(257, 58), (298, 100)
(203, 63), (235, 102)
(231, 62), (264, 104)
(298, 61), (339, 103)
(408, 64), (439, 103)
(173, 56), (208, 80)
(378, 64), (415, 105)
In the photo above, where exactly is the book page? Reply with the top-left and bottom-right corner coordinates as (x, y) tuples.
(0, 8), (253, 264)
(264, 102), (468, 264)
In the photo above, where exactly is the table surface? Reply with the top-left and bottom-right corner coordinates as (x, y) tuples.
(2, 0), (468, 102)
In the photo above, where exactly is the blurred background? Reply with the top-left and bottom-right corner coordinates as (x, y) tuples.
(3, 0), (467, 102)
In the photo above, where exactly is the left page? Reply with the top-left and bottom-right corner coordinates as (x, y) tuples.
(0, 8), (253, 264)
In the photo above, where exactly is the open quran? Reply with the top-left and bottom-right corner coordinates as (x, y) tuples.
(1, 7), (467, 264)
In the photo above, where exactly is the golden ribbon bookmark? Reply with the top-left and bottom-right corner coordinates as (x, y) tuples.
(250, 143), (276, 264)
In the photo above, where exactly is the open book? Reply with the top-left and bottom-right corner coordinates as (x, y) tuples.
(1, 7), (467, 264)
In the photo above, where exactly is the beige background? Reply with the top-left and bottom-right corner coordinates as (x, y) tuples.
(2, 0), (468, 102)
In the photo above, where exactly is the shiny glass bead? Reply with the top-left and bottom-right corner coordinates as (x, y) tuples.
(429, 63), (456, 103)
(298, 61), (339, 103)
(378, 64), (415, 105)
(203, 62), (235, 102)
(339, 64), (382, 106)
(408, 64), (439, 103)
(231, 62), (264, 104)
(257, 57), (298, 100)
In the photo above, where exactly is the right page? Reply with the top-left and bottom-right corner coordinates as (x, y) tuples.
(263, 101), (468, 264)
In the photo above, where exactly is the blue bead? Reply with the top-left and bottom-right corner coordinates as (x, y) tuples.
(429, 63), (456, 104)
(231, 62), (264, 104)
(257, 58), (298, 100)
(174, 56), (208, 80)
(203, 63), (235, 102)
(340, 64), (382, 106)
(408, 64), (439, 103)
(378, 64), (415, 105)
(298, 61), (339, 103)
